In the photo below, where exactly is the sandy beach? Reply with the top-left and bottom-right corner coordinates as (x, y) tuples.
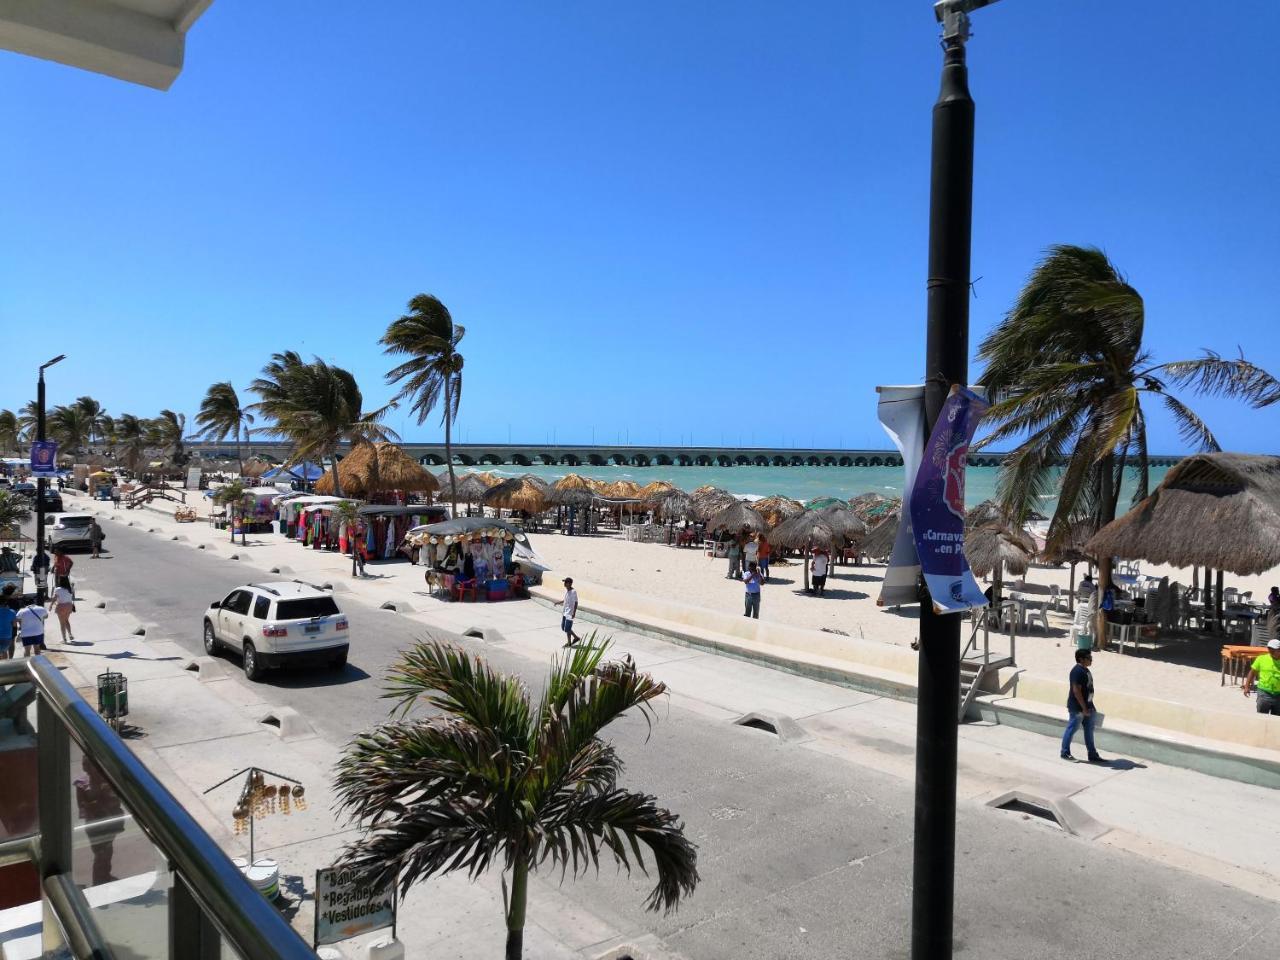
(528, 526), (1279, 717)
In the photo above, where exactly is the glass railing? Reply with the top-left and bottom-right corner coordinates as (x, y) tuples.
(0, 656), (315, 959)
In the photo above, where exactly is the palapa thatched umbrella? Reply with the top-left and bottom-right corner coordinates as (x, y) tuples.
(482, 475), (550, 514)
(692, 486), (736, 521)
(550, 474), (597, 533)
(1041, 519), (1097, 613)
(554, 473), (596, 493)
(603, 479), (643, 500)
(805, 496), (848, 511)
(962, 499), (1035, 604)
(638, 480), (679, 506)
(314, 442), (440, 499)
(240, 456), (272, 480)
(752, 495), (805, 529)
(452, 472), (495, 506)
(706, 501), (766, 536)
(1086, 454), (1280, 626)
(848, 492), (898, 524)
(862, 511), (900, 561)
(816, 506), (869, 545)
(770, 513), (840, 592)
(652, 489), (695, 522)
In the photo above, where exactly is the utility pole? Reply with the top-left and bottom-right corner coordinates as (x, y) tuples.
(34, 355), (66, 604)
(912, 3), (994, 959)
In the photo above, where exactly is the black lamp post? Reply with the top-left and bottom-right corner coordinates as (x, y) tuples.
(34, 354), (67, 604)
(911, 3), (1000, 959)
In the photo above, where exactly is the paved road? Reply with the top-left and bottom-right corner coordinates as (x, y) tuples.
(58, 522), (1280, 959)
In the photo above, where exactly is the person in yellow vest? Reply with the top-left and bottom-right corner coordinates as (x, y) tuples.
(1243, 638), (1280, 715)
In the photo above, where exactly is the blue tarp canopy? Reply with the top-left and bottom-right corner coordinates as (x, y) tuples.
(262, 462), (324, 482)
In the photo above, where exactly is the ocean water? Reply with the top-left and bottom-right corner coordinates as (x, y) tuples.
(476, 462), (1171, 513)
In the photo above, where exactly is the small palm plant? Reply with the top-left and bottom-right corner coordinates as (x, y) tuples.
(334, 637), (699, 960)
(332, 499), (361, 577)
(213, 480), (246, 544)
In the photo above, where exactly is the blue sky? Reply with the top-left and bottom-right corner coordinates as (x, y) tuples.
(2, 1), (1277, 453)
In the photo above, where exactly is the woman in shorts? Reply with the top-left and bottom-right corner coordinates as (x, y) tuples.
(50, 576), (76, 643)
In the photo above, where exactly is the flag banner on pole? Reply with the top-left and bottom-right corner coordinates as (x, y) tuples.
(875, 385), (926, 607)
(30, 441), (58, 478)
(909, 385), (989, 614)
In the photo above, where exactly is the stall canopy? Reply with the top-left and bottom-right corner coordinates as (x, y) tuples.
(358, 505), (448, 520)
(262, 462), (324, 483)
(406, 517), (530, 544)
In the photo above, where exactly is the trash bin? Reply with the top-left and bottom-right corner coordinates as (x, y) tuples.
(97, 671), (128, 727)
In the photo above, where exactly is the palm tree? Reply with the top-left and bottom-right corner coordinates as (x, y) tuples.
(148, 410), (189, 467)
(0, 410), (19, 455)
(97, 414), (117, 462)
(17, 401), (39, 448)
(195, 382), (255, 476)
(333, 499), (362, 577)
(48, 405), (92, 460)
(113, 415), (149, 477)
(73, 396), (108, 448)
(250, 355), (396, 497)
(977, 244), (1280, 636)
(381, 294), (465, 516)
(0, 489), (33, 536)
(213, 479), (247, 544)
(334, 637), (698, 960)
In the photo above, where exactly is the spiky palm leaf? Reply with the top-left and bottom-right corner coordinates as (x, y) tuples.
(48, 405), (92, 459)
(196, 382), (254, 475)
(334, 635), (697, 960)
(112, 414), (149, 476)
(72, 396), (109, 446)
(0, 488), (33, 534)
(0, 410), (20, 455)
(148, 409), (188, 466)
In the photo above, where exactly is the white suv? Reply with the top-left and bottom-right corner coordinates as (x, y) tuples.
(203, 581), (349, 681)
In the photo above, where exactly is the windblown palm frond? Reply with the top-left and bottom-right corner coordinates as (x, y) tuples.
(196, 382), (254, 474)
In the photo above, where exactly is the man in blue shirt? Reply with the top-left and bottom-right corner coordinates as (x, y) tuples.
(1061, 649), (1108, 763)
(743, 562), (763, 619)
(0, 584), (17, 658)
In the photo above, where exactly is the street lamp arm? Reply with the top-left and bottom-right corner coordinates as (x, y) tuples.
(934, 0), (1003, 44)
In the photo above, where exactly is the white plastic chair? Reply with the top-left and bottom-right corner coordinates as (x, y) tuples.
(1025, 600), (1050, 633)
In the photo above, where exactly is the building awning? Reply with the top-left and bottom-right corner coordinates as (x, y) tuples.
(0, 0), (215, 90)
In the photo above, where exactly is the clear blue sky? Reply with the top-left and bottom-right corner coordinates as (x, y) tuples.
(2, 1), (1277, 453)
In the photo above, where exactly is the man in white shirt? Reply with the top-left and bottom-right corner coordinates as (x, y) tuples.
(17, 602), (49, 656)
(556, 577), (582, 647)
(811, 547), (830, 596)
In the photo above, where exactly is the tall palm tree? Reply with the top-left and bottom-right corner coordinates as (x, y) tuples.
(97, 414), (117, 462)
(977, 244), (1280, 634)
(195, 382), (255, 476)
(148, 410), (189, 467)
(381, 294), (465, 515)
(334, 637), (698, 960)
(250, 355), (396, 496)
(17, 401), (38, 447)
(48, 405), (92, 460)
(0, 489), (33, 535)
(73, 396), (108, 447)
(113, 414), (149, 476)
(0, 410), (19, 455)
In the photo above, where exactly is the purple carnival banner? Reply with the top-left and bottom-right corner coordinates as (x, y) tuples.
(908, 386), (989, 615)
(29, 440), (58, 478)
(875, 385), (926, 608)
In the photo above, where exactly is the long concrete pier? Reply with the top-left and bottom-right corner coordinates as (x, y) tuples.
(187, 441), (1185, 470)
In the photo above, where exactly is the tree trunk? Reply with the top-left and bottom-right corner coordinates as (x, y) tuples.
(444, 377), (458, 518)
(235, 424), (243, 479)
(1095, 453), (1117, 647)
(803, 543), (811, 592)
(505, 859), (528, 960)
(330, 450), (344, 498)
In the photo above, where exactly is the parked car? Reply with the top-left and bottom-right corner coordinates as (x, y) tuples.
(12, 481), (35, 498)
(39, 488), (63, 512)
(48, 514), (98, 552)
(203, 581), (349, 681)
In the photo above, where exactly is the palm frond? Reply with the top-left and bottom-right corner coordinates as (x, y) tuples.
(1160, 392), (1220, 452)
(1155, 350), (1280, 406)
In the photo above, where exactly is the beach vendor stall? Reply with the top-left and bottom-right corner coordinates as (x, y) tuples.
(405, 517), (548, 602)
(358, 504), (448, 563)
(234, 487), (282, 534)
(275, 495), (347, 540)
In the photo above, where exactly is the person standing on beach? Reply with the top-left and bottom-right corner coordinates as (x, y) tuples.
(757, 535), (771, 578)
(88, 519), (104, 559)
(811, 546), (830, 595)
(1061, 649), (1108, 762)
(744, 534), (759, 573)
(556, 577), (582, 647)
(0, 585), (17, 659)
(725, 538), (741, 580)
(743, 562), (763, 619)
(1243, 638), (1280, 715)
(17, 600), (48, 657)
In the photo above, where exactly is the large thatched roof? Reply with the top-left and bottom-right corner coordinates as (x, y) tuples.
(752, 495), (806, 529)
(816, 506), (869, 544)
(1085, 453), (1280, 576)
(602, 479), (643, 500)
(862, 511), (900, 560)
(692, 487), (737, 521)
(849, 492), (899, 524)
(548, 486), (595, 509)
(447, 472), (496, 503)
(482, 475), (550, 513)
(653, 489), (695, 521)
(706, 501), (766, 535)
(638, 480), (679, 506)
(770, 513), (839, 551)
(963, 499), (1035, 578)
(315, 443), (439, 497)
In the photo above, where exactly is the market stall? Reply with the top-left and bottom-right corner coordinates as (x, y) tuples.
(404, 517), (548, 601)
(358, 504), (448, 562)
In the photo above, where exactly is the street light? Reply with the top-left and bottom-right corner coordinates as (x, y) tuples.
(34, 354), (67, 604)
(912, 4), (999, 960)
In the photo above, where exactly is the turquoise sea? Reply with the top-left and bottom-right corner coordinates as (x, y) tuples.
(479, 462), (1172, 513)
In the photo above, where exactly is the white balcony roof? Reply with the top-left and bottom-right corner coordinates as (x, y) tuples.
(0, 0), (213, 90)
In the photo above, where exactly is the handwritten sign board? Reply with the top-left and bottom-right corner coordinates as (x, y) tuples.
(314, 866), (396, 946)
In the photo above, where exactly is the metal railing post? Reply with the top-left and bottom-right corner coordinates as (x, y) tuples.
(172, 873), (222, 960)
(37, 694), (72, 955)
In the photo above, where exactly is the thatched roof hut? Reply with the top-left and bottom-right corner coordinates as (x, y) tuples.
(240, 456), (273, 479)
(752, 495), (805, 529)
(770, 513), (840, 551)
(1042, 519), (1097, 566)
(692, 487), (736, 521)
(816, 506), (869, 544)
(482, 475), (550, 513)
(603, 479), (643, 500)
(862, 512), (900, 560)
(554, 473), (598, 493)
(805, 496), (848, 511)
(706, 501), (766, 535)
(1085, 453), (1280, 576)
(638, 480), (679, 507)
(548, 486), (595, 509)
(449, 472), (495, 504)
(849, 493), (898, 524)
(315, 443), (439, 497)
(653, 489), (695, 521)
(963, 499), (1035, 579)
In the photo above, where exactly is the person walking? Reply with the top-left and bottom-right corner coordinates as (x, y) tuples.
(0, 585), (17, 659)
(556, 577), (582, 647)
(725, 537), (742, 580)
(53, 547), (73, 588)
(88, 519), (104, 559)
(17, 599), (49, 657)
(1243, 638), (1280, 715)
(743, 561), (763, 619)
(49, 576), (76, 643)
(1061, 649), (1108, 762)
(757, 535), (771, 578)
(811, 546), (830, 595)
